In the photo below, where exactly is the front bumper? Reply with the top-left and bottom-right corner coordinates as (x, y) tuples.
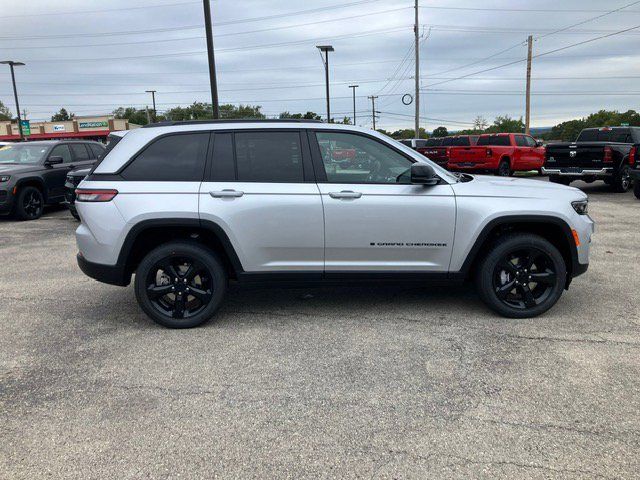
(542, 167), (613, 177)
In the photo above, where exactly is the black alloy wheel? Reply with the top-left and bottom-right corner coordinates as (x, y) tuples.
(497, 160), (511, 177)
(476, 233), (567, 318)
(15, 186), (44, 220)
(135, 241), (227, 328)
(612, 165), (632, 193)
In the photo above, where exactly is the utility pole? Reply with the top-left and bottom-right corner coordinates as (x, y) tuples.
(22, 108), (27, 120)
(348, 85), (358, 125)
(202, 0), (220, 118)
(414, 0), (420, 138)
(368, 95), (378, 130)
(1, 61), (25, 141)
(145, 106), (152, 125)
(316, 45), (334, 122)
(525, 35), (533, 135)
(145, 90), (157, 122)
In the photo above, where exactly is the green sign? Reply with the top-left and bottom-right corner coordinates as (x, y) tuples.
(20, 120), (30, 136)
(79, 121), (108, 129)
(621, 123), (630, 126)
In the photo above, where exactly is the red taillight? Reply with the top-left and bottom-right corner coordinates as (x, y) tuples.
(486, 148), (492, 157)
(629, 146), (636, 166)
(76, 189), (118, 202)
(603, 146), (613, 163)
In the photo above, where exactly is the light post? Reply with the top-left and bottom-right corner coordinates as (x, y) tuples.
(145, 90), (157, 122)
(316, 45), (334, 122)
(348, 85), (358, 125)
(1, 60), (25, 141)
(202, 0), (220, 119)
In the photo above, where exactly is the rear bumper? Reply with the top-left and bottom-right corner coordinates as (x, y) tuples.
(542, 167), (613, 176)
(77, 253), (130, 287)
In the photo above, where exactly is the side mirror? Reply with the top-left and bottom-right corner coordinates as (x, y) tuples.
(45, 156), (63, 167)
(411, 163), (439, 186)
(536, 140), (544, 147)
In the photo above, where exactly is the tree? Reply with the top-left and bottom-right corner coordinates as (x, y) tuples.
(485, 115), (524, 134)
(431, 126), (448, 137)
(163, 103), (265, 121)
(51, 108), (73, 121)
(279, 111), (321, 120)
(113, 106), (150, 125)
(473, 116), (488, 131)
(0, 100), (11, 121)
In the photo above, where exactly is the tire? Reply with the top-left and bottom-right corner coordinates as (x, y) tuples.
(14, 186), (44, 221)
(134, 241), (227, 328)
(497, 160), (511, 177)
(475, 233), (567, 318)
(611, 164), (631, 193)
(70, 208), (81, 221)
(634, 179), (640, 199)
(549, 176), (571, 186)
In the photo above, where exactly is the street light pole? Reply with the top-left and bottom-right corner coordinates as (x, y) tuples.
(348, 85), (358, 125)
(1, 60), (25, 141)
(202, 0), (220, 119)
(145, 90), (157, 123)
(316, 45), (334, 123)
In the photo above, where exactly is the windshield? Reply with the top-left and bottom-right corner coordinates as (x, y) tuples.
(0, 144), (48, 164)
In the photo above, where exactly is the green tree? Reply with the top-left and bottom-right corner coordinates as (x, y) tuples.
(51, 108), (73, 121)
(473, 116), (488, 132)
(279, 111), (322, 120)
(485, 115), (524, 134)
(113, 106), (149, 125)
(431, 126), (448, 137)
(0, 100), (11, 121)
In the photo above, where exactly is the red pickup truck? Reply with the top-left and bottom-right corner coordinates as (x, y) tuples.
(447, 133), (545, 176)
(422, 135), (479, 167)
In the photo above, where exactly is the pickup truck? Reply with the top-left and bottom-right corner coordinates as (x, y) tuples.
(630, 148), (640, 198)
(422, 135), (479, 167)
(448, 133), (545, 176)
(543, 127), (636, 192)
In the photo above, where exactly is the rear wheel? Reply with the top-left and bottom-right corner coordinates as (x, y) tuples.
(549, 176), (571, 186)
(14, 186), (44, 221)
(611, 164), (631, 193)
(476, 233), (567, 318)
(497, 160), (511, 177)
(134, 241), (227, 328)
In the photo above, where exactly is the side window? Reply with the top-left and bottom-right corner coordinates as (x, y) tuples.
(49, 145), (73, 163)
(415, 140), (427, 148)
(122, 133), (209, 181)
(70, 143), (90, 161)
(235, 131), (303, 182)
(210, 133), (235, 181)
(316, 132), (413, 184)
(88, 143), (105, 158)
(525, 136), (538, 147)
(515, 135), (527, 147)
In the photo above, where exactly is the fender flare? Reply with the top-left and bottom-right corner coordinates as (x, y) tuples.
(14, 177), (48, 201)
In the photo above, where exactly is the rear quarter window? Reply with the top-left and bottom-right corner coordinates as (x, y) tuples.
(451, 137), (470, 146)
(477, 135), (511, 146)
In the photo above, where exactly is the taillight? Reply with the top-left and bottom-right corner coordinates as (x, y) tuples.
(486, 148), (492, 157)
(603, 146), (613, 163)
(76, 189), (118, 202)
(629, 146), (636, 166)
(446, 147), (451, 158)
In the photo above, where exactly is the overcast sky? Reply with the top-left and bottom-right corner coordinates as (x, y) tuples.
(1, 0), (640, 131)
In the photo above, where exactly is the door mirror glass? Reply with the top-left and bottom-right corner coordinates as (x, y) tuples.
(411, 163), (439, 185)
(45, 156), (64, 166)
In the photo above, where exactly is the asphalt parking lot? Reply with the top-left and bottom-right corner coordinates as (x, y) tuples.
(0, 180), (638, 479)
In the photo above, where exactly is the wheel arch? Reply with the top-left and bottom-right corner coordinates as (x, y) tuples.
(458, 215), (579, 287)
(14, 177), (48, 202)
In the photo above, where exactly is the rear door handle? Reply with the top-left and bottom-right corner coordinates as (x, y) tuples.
(329, 190), (362, 199)
(210, 189), (244, 198)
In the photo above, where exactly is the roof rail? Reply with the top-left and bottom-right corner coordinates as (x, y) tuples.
(142, 118), (325, 128)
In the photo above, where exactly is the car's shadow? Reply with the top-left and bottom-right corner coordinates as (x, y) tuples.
(0, 204), (71, 223)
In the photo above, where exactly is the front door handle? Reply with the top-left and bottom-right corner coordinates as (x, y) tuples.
(210, 189), (244, 198)
(329, 190), (362, 199)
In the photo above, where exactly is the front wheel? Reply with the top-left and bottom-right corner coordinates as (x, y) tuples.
(134, 241), (227, 328)
(14, 186), (44, 221)
(497, 160), (511, 177)
(475, 233), (567, 318)
(611, 165), (631, 193)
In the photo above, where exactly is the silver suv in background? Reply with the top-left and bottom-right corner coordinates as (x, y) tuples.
(75, 120), (593, 328)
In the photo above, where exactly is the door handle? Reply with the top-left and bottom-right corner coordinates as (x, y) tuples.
(329, 190), (362, 199)
(210, 189), (244, 198)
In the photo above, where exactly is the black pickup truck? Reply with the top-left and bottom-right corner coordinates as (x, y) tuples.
(543, 127), (636, 192)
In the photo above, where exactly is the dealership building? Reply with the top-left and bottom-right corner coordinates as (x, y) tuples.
(0, 115), (139, 142)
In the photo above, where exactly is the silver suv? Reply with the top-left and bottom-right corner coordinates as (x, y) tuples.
(75, 120), (594, 328)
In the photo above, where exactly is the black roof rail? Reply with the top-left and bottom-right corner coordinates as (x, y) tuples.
(142, 118), (325, 128)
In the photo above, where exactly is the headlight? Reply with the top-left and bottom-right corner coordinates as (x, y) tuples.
(0, 175), (10, 183)
(572, 199), (589, 215)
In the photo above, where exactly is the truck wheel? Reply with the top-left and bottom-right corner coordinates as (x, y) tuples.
(611, 165), (631, 193)
(634, 180), (640, 199)
(549, 176), (571, 186)
(134, 241), (227, 328)
(497, 160), (511, 177)
(14, 186), (44, 221)
(475, 233), (567, 318)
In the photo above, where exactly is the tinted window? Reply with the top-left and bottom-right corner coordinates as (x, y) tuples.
(122, 133), (209, 181)
(415, 140), (427, 148)
(525, 136), (537, 147)
(477, 135), (511, 146)
(50, 145), (73, 163)
(451, 137), (471, 146)
(69, 143), (90, 161)
(210, 133), (235, 181)
(316, 132), (413, 184)
(425, 138), (442, 146)
(235, 131), (303, 182)
(88, 143), (105, 158)
(576, 128), (632, 142)
(470, 135), (479, 145)
(441, 137), (455, 146)
(399, 140), (412, 147)
(515, 135), (527, 147)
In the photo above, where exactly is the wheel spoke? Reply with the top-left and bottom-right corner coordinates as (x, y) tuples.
(519, 284), (536, 308)
(158, 261), (179, 280)
(173, 295), (186, 318)
(189, 286), (212, 304)
(498, 259), (517, 274)
(495, 280), (516, 299)
(147, 284), (173, 299)
(530, 271), (556, 285)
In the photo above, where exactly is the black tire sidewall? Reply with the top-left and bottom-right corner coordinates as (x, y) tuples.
(134, 241), (227, 328)
(612, 165), (631, 192)
(476, 234), (567, 318)
(497, 160), (511, 176)
(15, 186), (44, 221)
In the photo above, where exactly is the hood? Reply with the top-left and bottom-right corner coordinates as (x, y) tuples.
(0, 163), (41, 175)
(451, 174), (587, 201)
